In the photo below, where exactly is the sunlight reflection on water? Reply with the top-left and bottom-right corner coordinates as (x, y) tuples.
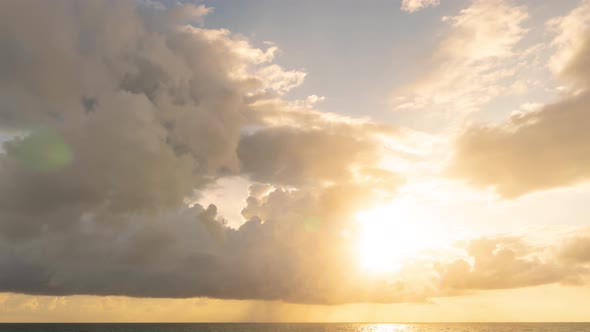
(360, 324), (411, 332)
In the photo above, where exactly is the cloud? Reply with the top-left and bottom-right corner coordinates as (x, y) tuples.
(2, 0), (587, 306)
(438, 237), (564, 290)
(165, 4), (212, 26)
(449, 92), (590, 197)
(559, 236), (590, 264)
(437, 234), (590, 292)
(0, 185), (420, 303)
(547, 0), (590, 90)
(394, 0), (529, 118)
(449, 2), (590, 197)
(237, 127), (399, 188)
(400, 0), (440, 13)
(0, 0), (416, 304)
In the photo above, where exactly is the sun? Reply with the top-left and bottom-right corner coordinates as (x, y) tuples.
(355, 201), (438, 273)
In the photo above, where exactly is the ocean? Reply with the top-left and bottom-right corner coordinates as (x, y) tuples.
(0, 323), (589, 332)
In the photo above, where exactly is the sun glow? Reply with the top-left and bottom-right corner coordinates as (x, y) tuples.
(356, 199), (443, 273)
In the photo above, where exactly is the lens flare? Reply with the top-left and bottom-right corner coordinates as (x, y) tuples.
(8, 128), (72, 172)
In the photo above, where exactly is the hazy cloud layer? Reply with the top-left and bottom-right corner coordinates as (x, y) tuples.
(449, 92), (590, 197)
(438, 237), (574, 290)
(394, 0), (530, 121)
(450, 2), (590, 197)
(548, 1), (590, 89)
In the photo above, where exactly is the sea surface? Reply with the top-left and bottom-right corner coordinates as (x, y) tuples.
(1, 323), (590, 332)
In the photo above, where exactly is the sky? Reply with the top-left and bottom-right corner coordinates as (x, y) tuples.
(1, 0), (590, 322)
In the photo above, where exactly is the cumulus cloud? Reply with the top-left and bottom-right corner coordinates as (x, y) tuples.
(449, 2), (590, 197)
(0, 0), (414, 304)
(0, 184), (417, 303)
(237, 127), (399, 188)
